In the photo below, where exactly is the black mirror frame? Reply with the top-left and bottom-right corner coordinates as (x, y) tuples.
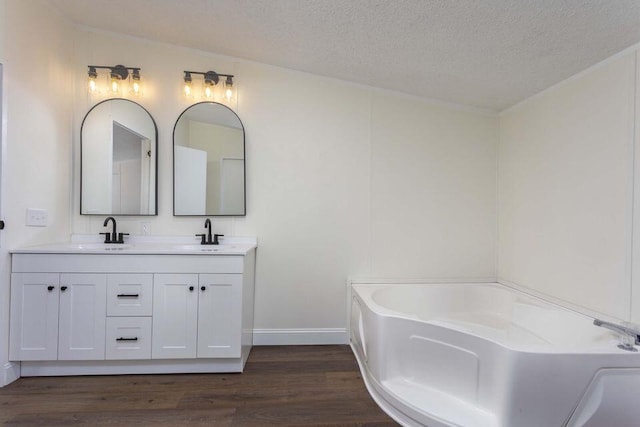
(80, 98), (159, 216)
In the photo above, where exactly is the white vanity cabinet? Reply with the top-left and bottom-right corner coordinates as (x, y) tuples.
(10, 273), (107, 361)
(152, 274), (199, 359)
(152, 273), (243, 359)
(9, 243), (256, 377)
(196, 274), (243, 358)
(10, 273), (60, 361)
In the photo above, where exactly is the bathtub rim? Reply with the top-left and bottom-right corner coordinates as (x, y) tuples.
(349, 280), (632, 355)
(347, 277), (627, 331)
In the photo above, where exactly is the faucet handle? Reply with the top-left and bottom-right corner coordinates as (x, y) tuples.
(195, 233), (206, 244)
(213, 234), (224, 245)
(117, 233), (129, 244)
(100, 232), (112, 244)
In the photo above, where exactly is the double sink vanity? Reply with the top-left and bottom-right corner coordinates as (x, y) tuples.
(10, 92), (253, 377)
(9, 235), (256, 376)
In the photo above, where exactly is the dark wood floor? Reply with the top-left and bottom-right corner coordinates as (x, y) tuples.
(0, 345), (398, 426)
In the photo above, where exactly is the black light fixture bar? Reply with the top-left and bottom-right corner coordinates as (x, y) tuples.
(88, 64), (141, 80)
(184, 70), (234, 80)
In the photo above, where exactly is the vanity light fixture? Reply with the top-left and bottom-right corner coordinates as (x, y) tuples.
(183, 70), (235, 102)
(87, 64), (143, 96)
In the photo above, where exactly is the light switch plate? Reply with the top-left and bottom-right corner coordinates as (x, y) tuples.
(26, 208), (48, 227)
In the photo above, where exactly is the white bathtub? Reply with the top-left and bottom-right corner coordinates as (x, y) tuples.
(350, 282), (640, 427)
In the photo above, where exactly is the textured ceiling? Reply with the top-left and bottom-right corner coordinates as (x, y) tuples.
(50, 0), (640, 111)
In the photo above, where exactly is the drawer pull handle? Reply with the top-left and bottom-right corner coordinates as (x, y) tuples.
(60, 286), (68, 292)
(189, 286), (194, 292)
(117, 293), (139, 298)
(47, 285), (55, 291)
(201, 286), (206, 291)
(116, 337), (138, 342)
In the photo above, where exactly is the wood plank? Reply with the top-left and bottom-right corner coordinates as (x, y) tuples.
(0, 346), (398, 426)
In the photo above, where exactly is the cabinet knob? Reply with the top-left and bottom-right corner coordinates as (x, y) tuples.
(189, 286), (194, 292)
(60, 286), (68, 292)
(47, 285), (55, 291)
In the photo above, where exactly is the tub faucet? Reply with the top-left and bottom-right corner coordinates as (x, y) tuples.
(101, 216), (128, 244)
(593, 319), (640, 351)
(196, 218), (224, 245)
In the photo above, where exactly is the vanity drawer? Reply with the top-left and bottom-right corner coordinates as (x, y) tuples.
(107, 274), (152, 316)
(105, 317), (152, 360)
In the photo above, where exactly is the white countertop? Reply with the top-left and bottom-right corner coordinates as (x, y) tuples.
(10, 235), (257, 255)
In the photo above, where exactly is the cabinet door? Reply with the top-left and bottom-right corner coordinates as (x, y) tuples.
(197, 274), (242, 358)
(152, 274), (198, 359)
(9, 273), (60, 361)
(58, 274), (107, 360)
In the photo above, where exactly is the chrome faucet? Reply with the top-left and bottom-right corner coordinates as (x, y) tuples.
(593, 319), (640, 351)
(101, 216), (129, 244)
(196, 218), (224, 245)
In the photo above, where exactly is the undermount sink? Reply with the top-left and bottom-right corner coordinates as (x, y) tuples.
(75, 243), (133, 250)
(172, 244), (232, 252)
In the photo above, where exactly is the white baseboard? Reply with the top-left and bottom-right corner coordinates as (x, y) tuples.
(20, 358), (247, 377)
(252, 328), (348, 345)
(2, 362), (20, 386)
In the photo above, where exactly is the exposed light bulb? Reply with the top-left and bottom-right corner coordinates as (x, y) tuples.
(224, 77), (234, 101)
(183, 72), (193, 97)
(131, 70), (141, 95)
(88, 77), (97, 92)
(203, 71), (218, 100)
(88, 67), (98, 93)
(110, 76), (120, 93)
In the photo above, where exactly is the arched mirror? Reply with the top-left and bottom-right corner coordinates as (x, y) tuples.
(173, 102), (246, 216)
(81, 98), (158, 215)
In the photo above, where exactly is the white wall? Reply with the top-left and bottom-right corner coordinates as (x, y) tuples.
(499, 49), (638, 321)
(0, 0), (74, 385)
(72, 30), (498, 340)
(370, 94), (497, 279)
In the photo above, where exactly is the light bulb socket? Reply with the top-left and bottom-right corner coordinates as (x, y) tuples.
(204, 71), (219, 86)
(225, 75), (233, 87)
(184, 71), (192, 83)
(110, 64), (129, 80)
(88, 67), (98, 79)
(132, 69), (141, 81)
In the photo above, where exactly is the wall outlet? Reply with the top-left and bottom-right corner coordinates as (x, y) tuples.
(26, 208), (48, 227)
(141, 222), (151, 235)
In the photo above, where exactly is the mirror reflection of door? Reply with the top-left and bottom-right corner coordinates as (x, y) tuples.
(81, 98), (157, 215)
(220, 157), (244, 214)
(111, 122), (152, 214)
(173, 102), (245, 216)
(174, 145), (207, 215)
